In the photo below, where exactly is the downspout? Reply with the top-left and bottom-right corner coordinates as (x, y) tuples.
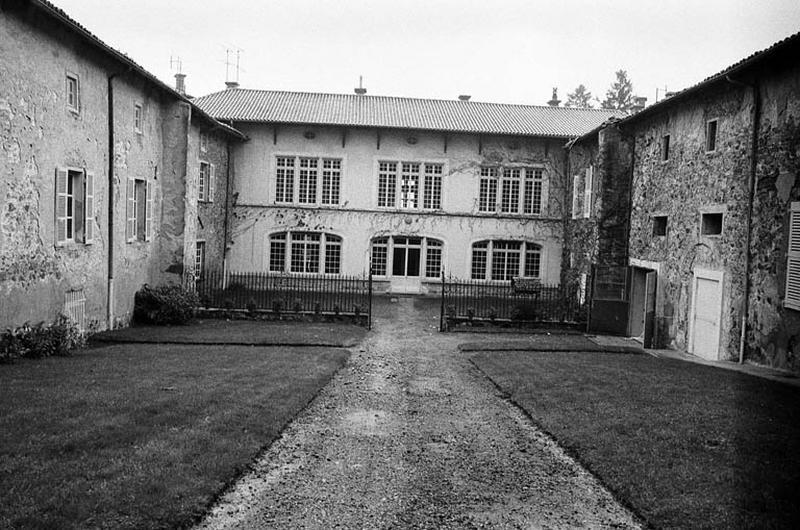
(106, 74), (117, 330)
(222, 140), (233, 284)
(726, 74), (761, 364)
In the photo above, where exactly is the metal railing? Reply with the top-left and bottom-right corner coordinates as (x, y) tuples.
(440, 274), (588, 330)
(192, 269), (372, 328)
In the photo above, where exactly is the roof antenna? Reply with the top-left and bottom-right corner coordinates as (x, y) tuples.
(170, 55), (185, 95)
(355, 75), (367, 95)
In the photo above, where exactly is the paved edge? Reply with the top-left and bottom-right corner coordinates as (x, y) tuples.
(468, 355), (650, 529)
(90, 337), (360, 348)
(458, 343), (644, 354)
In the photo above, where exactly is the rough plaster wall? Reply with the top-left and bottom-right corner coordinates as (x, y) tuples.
(156, 101), (191, 282)
(195, 126), (230, 273)
(0, 11), (107, 328)
(628, 84), (752, 356)
(565, 142), (599, 286)
(747, 65), (800, 371)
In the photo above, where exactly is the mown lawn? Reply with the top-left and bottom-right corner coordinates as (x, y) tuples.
(471, 351), (800, 530)
(0, 343), (349, 529)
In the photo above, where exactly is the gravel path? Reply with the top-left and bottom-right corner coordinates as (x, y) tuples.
(195, 297), (642, 529)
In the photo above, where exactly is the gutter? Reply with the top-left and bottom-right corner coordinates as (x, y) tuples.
(725, 74), (761, 364)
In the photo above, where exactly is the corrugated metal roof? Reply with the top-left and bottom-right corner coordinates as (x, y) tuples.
(193, 90), (621, 137)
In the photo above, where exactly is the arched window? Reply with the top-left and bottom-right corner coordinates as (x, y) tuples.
(268, 231), (342, 274)
(370, 236), (443, 278)
(471, 240), (541, 281)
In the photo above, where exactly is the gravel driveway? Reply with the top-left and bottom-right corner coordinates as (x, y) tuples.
(195, 296), (642, 529)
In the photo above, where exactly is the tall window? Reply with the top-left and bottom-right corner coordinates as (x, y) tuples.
(199, 161), (215, 202)
(322, 159), (341, 205)
(370, 236), (443, 278)
(378, 161), (443, 210)
(268, 231), (342, 274)
(126, 177), (153, 242)
(479, 166), (545, 215)
(195, 241), (206, 277)
(66, 73), (79, 113)
(55, 167), (94, 246)
(298, 158), (318, 204)
(275, 156), (341, 205)
(471, 240), (542, 281)
(706, 119), (718, 152)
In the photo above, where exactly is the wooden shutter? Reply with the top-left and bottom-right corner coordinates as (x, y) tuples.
(785, 202), (800, 310)
(55, 167), (68, 245)
(126, 177), (135, 241)
(583, 166), (593, 219)
(209, 163), (215, 203)
(84, 171), (94, 243)
(145, 179), (153, 241)
(572, 174), (581, 220)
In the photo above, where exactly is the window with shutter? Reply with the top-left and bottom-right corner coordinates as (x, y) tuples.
(55, 168), (69, 245)
(126, 177), (135, 241)
(572, 174), (581, 219)
(145, 180), (153, 241)
(785, 202), (800, 310)
(583, 166), (593, 218)
(84, 172), (94, 243)
(208, 164), (215, 203)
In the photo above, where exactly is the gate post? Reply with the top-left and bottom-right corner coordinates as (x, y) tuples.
(439, 269), (446, 332)
(368, 268), (373, 330)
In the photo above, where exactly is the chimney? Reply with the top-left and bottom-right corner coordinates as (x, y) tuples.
(630, 95), (647, 113)
(354, 75), (366, 95)
(174, 73), (186, 95)
(547, 87), (560, 107)
(225, 81), (239, 90)
(458, 95), (471, 101)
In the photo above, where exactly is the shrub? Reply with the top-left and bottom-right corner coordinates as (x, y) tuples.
(0, 315), (85, 363)
(272, 300), (284, 314)
(511, 302), (538, 321)
(314, 302), (322, 315)
(292, 299), (303, 313)
(488, 307), (498, 322)
(134, 283), (199, 325)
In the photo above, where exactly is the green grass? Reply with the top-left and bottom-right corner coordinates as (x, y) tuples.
(0, 343), (349, 529)
(471, 351), (800, 530)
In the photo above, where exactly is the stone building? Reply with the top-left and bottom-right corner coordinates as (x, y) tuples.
(193, 88), (617, 293)
(569, 32), (800, 371)
(0, 0), (243, 331)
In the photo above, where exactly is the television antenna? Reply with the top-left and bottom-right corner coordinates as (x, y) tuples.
(169, 55), (183, 74)
(224, 47), (244, 83)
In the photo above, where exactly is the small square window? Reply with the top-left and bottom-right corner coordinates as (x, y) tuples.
(652, 216), (668, 236)
(706, 119), (718, 152)
(701, 212), (723, 236)
(66, 73), (79, 112)
(134, 104), (143, 133)
(661, 135), (670, 161)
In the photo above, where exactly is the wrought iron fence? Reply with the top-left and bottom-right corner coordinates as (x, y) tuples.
(191, 269), (372, 327)
(440, 275), (588, 331)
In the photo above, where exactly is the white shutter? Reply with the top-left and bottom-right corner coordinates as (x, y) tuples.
(84, 171), (94, 244)
(145, 179), (153, 241)
(209, 163), (215, 203)
(126, 177), (135, 241)
(55, 167), (68, 245)
(583, 166), (593, 219)
(572, 174), (581, 220)
(785, 202), (800, 310)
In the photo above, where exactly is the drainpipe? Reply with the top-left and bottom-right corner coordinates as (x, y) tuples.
(106, 74), (117, 330)
(222, 139), (233, 287)
(726, 75), (761, 364)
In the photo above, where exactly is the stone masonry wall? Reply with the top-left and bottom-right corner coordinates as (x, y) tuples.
(627, 82), (753, 357)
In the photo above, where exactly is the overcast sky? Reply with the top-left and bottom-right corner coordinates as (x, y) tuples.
(51, 0), (800, 106)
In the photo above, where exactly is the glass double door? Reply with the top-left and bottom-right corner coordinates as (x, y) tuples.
(391, 237), (421, 292)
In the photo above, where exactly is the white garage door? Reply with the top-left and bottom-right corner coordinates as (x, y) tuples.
(691, 275), (722, 360)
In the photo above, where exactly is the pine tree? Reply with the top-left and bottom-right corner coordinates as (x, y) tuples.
(601, 70), (634, 111)
(565, 84), (593, 108)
